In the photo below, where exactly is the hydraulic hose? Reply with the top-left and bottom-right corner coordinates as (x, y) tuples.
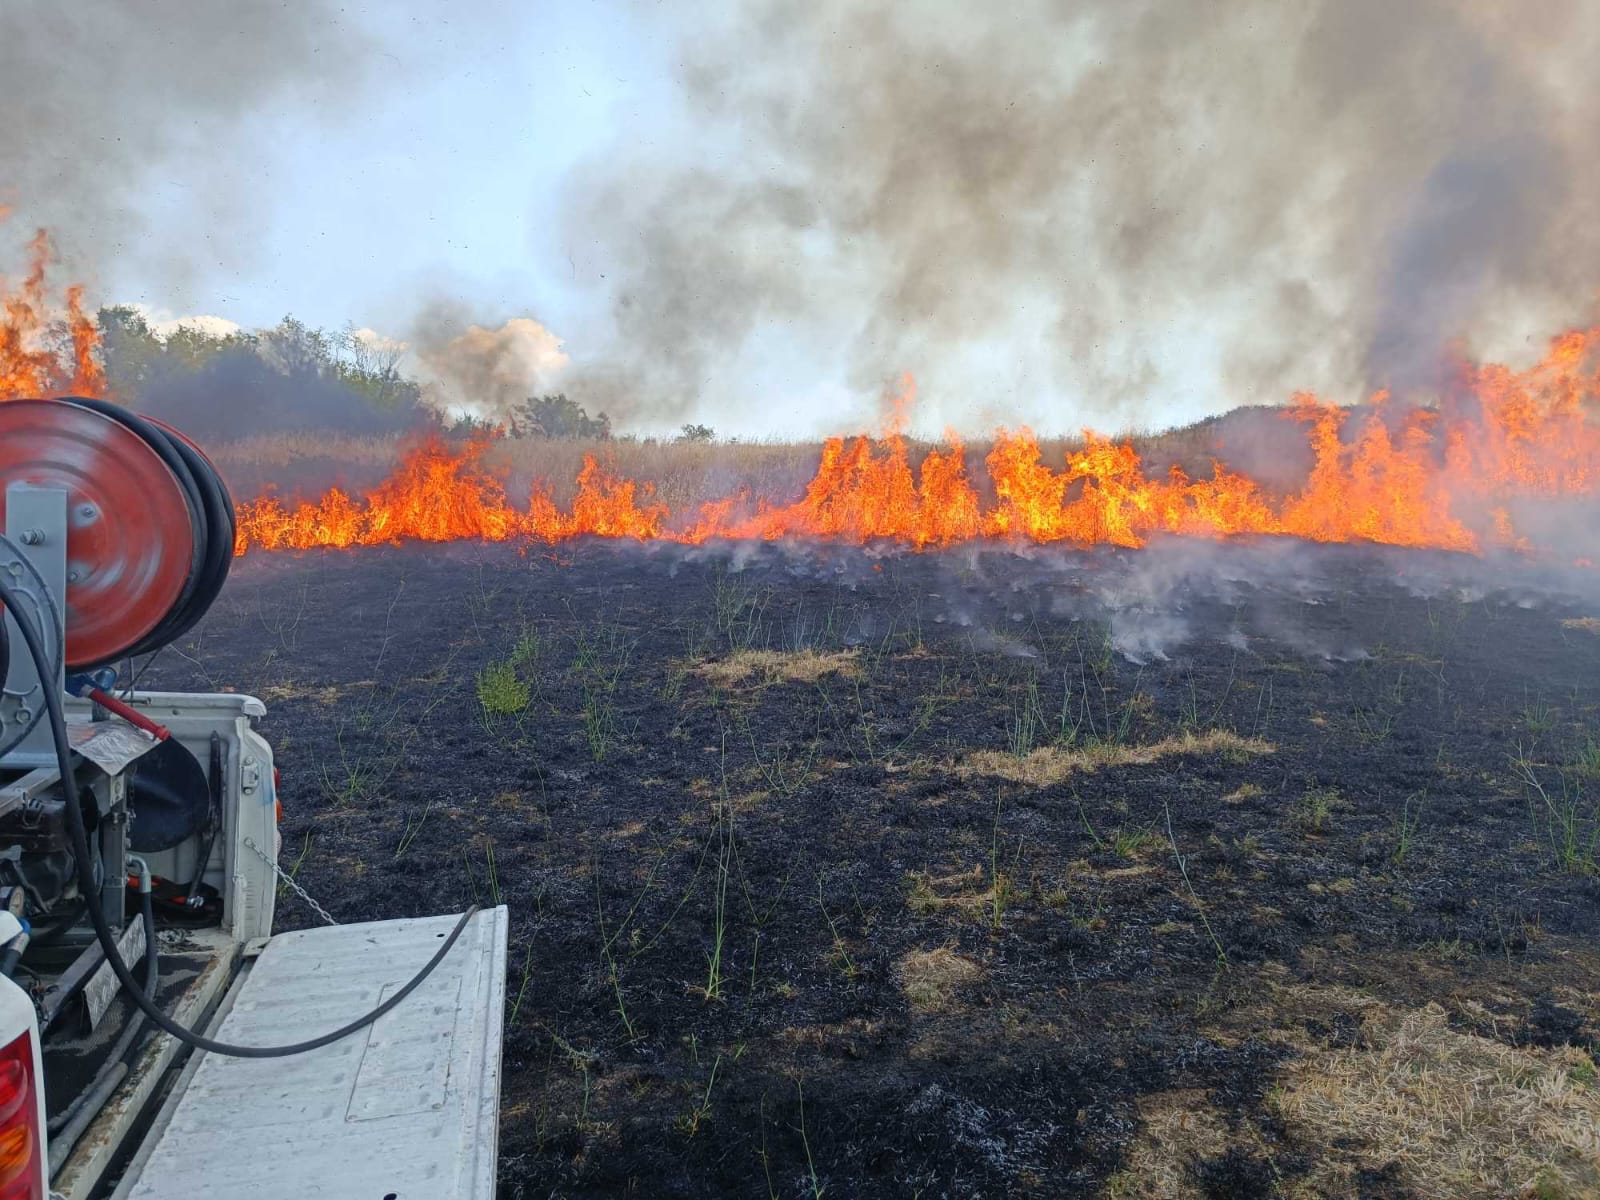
(0, 574), (479, 1058)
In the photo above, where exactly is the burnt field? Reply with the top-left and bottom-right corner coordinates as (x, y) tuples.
(146, 538), (1600, 1199)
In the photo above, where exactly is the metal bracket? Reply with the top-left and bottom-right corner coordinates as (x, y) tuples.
(1, 483), (67, 764)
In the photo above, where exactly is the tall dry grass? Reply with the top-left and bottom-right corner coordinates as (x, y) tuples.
(205, 404), (1321, 509)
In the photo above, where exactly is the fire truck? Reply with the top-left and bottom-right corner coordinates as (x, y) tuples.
(0, 398), (507, 1198)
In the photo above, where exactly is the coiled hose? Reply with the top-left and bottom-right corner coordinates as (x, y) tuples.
(0, 572), (479, 1060)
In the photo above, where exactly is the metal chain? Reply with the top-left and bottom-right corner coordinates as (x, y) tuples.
(242, 836), (339, 926)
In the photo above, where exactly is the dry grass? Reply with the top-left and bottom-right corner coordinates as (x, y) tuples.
(906, 865), (997, 916)
(1276, 1002), (1600, 1199)
(259, 681), (372, 706)
(964, 729), (1274, 786)
(209, 432), (402, 469)
(694, 648), (860, 687)
(209, 405), (1311, 509)
(491, 437), (824, 512)
(1106, 1089), (1233, 1200)
(1107, 984), (1600, 1200)
(1562, 617), (1600, 636)
(898, 947), (984, 1014)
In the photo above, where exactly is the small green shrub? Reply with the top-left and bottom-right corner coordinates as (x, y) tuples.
(477, 659), (531, 716)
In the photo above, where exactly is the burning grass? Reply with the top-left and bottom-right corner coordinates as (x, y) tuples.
(205, 319), (1600, 560)
(1562, 617), (1600, 636)
(963, 728), (1274, 786)
(0, 227), (105, 398)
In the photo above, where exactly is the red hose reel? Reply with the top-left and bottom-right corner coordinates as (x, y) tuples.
(0, 398), (234, 671)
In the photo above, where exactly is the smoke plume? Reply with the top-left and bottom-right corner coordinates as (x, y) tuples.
(0, 1), (373, 286)
(563, 0), (1600, 430)
(411, 307), (570, 422)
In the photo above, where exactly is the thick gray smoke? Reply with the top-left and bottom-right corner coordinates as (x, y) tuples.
(0, 1), (372, 286)
(563, 0), (1600, 430)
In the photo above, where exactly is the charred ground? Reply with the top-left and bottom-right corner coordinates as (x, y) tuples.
(144, 539), (1600, 1199)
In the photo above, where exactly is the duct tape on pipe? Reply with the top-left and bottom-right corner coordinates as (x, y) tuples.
(67, 720), (158, 776)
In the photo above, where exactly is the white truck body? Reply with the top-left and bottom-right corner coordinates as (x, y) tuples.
(0, 692), (506, 1200)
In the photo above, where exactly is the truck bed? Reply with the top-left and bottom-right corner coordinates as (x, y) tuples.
(111, 907), (508, 1200)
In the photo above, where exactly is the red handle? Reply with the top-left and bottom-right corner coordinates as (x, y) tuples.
(87, 689), (170, 741)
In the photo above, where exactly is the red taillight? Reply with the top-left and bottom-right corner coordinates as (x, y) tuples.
(0, 1061), (23, 1127)
(0, 1033), (41, 1199)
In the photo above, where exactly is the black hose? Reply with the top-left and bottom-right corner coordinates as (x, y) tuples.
(0, 573), (480, 1058)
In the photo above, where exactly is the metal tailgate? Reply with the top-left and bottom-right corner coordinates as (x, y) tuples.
(114, 907), (508, 1200)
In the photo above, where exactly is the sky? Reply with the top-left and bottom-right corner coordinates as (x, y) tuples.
(116, 3), (654, 383)
(6, 1), (1599, 441)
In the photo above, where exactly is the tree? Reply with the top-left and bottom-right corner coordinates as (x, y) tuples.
(332, 324), (421, 410)
(94, 306), (430, 438)
(257, 315), (332, 377)
(511, 394), (611, 440)
(96, 305), (163, 393)
(676, 423), (715, 443)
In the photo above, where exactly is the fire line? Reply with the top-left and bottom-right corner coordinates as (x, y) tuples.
(223, 344), (1598, 558)
(3, 227), (1596, 560)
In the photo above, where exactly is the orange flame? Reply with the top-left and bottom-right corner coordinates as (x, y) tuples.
(0, 227), (106, 400)
(3, 226), (1592, 561)
(232, 324), (1600, 559)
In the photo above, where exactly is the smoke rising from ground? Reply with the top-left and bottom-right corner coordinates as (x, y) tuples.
(564, 0), (1600, 430)
(0, 1), (372, 286)
(411, 308), (570, 421)
(663, 537), (1600, 668)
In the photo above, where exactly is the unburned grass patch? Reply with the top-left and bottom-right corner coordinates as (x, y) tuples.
(898, 947), (984, 1014)
(1275, 1002), (1600, 1199)
(905, 865), (998, 917)
(962, 729), (1274, 787)
(1105, 1089), (1241, 1200)
(694, 647), (860, 687)
(260, 680), (370, 706)
(1561, 617), (1600, 636)
(1112, 979), (1600, 1200)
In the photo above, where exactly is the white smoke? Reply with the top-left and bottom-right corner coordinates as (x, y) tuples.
(414, 315), (570, 422)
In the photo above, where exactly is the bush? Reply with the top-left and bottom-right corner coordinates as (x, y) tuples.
(510, 394), (611, 440)
(476, 659), (530, 716)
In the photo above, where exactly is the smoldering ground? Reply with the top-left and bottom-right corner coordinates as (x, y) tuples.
(653, 535), (1600, 666)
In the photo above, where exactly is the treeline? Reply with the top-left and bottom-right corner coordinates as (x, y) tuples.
(97, 307), (425, 441)
(95, 308), (674, 443)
